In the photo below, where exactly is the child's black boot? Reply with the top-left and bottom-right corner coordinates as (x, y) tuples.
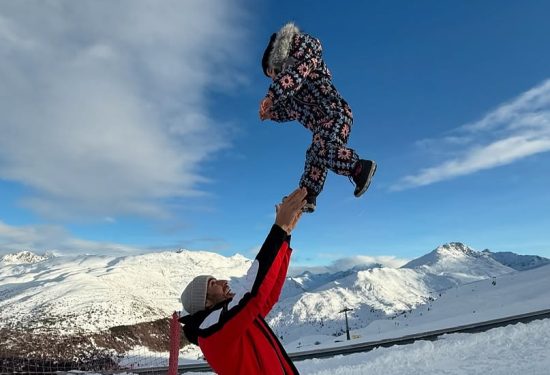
(352, 160), (377, 197)
(282, 189), (316, 213)
(302, 193), (317, 213)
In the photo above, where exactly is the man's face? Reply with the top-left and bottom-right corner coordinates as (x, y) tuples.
(206, 278), (235, 307)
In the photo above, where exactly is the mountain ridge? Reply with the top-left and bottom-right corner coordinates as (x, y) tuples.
(1, 243), (547, 348)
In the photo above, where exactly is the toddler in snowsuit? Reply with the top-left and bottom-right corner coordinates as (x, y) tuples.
(260, 22), (377, 213)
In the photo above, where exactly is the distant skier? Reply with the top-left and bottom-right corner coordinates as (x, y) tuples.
(179, 187), (306, 375)
(260, 22), (377, 213)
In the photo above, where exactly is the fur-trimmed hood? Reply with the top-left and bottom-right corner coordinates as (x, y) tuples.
(268, 22), (300, 73)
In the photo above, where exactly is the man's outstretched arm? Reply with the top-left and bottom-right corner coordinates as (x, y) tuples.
(197, 188), (306, 345)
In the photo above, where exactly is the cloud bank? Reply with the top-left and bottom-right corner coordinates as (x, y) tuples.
(0, 220), (140, 255)
(392, 79), (550, 190)
(289, 255), (409, 276)
(0, 1), (249, 219)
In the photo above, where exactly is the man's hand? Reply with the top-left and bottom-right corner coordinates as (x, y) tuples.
(275, 187), (307, 234)
(259, 97), (273, 121)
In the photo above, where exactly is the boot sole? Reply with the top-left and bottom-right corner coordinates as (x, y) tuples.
(302, 203), (316, 213)
(354, 161), (377, 198)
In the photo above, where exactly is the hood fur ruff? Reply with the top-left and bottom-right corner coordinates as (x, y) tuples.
(269, 22), (300, 72)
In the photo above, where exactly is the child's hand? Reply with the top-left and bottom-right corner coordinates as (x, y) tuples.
(259, 97), (273, 121)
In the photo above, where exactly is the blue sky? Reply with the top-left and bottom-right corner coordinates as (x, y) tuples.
(1, 0), (550, 270)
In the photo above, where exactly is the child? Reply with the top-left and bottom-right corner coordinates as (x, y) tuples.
(260, 22), (377, 213)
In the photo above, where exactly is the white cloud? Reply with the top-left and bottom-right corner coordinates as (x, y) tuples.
(0, 220), (140, 255)
(0, 219), (236, 256)
(289, 254), (409, 276)
(0, 1), (249, 219)
(330, 255), (409, 270)
(392, 79), (550, 190)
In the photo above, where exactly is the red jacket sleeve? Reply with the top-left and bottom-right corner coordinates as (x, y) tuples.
(259, 243), (291, 317)
(196, 225), (292, 346)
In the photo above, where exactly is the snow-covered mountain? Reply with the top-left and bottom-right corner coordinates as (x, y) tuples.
(481, 249), (550, 271)
(401, 242), (514, 283)
(270, 266), (457, 343)
(270, 242), (544, 343)
(280, 264), (382, 299)
(1, 250), (54, 264)
(0, 250), (251, 333)
(0, 242), (547, 353)
(286, 262), (550, 356)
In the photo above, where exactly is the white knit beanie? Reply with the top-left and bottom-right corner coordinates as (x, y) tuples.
(181, 275), (214, 315)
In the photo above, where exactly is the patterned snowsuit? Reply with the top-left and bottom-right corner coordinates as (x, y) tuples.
(265, 27), (361, 197)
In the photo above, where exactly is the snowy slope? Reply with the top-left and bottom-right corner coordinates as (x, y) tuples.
(294, 318), (550, 375)
(363, 262), (550, 338)
(190, 319), (550, 375)
(285, 263), (550, 352)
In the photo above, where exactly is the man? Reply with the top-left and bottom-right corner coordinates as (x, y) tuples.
(179, 187), (307, 375)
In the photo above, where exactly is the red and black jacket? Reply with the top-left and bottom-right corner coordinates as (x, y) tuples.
(179, 225), (299, 375)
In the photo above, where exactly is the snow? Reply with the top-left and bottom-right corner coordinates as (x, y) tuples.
(269, 242), (534, 345)
(387, 264), (549, 327)
(184, 319), (550, 374)
(180, 258), (550, 374)
(182, 261), (550, 374)
(402, 242), (515, 282)
(2, 244), (549, 374)
(294, 319), (550, 375)
(1, 250), (53, 264)
(271, 264), (490, 344)
(0, 250), (252, 332)
(285, 263), (550, 352)
(1, 242), (544, 338)
(482, 249), (550, 271)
